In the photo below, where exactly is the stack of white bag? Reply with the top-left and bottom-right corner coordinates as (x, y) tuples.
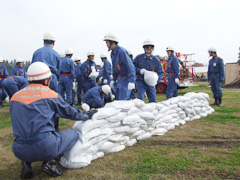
(60, 92), (214, 169)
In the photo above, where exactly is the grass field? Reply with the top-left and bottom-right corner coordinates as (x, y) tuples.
(0, 82), (240, 180)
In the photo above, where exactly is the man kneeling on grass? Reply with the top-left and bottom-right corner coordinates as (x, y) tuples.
(10, 62), (97, 179)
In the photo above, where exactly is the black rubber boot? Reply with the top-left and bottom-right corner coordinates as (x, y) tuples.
(21, 161), (33, 179)
(104, 98), (108, 104)
(54, 117), (59, 132)
(77, 98), (82, 105)
(42, 159), (63, 177)
(211, 98), (218, 105)
(218, 97), (222, 107)
(0, 100), (3, 108)
(108, 97), (112, 103)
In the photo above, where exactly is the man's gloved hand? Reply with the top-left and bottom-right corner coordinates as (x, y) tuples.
(140, 69), (146, 75)
(220, 77), (224, 82)
(86, 109), (98, 119)
(128, 82), (135, 90)
(110, 81), (115, 88)
(99, 77), (103, 82)
(175, 78), (179, 83)
(82, 103), (90, 111)
(103, 79), (108, 84)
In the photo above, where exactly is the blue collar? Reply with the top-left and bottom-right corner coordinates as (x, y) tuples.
(112, 45), (119, 55)
(144, 54), (153, 60)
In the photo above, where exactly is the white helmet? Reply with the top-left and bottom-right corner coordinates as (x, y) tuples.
(208, 47), (217, 53)
(60, 51), (65, 58)
(100, 53), (107, 58)
(65, 48), (74, 55)
(27, 62), (52, 81)
(87, 51), (95, 57)
(166, 46), (174, 52)
(0, 57), (3, 63)
(43, 31), (56, 41)
(128, 49), (133, 56)
(103, 32), (119, 42)
(74, 57), (81, 62)
(143, 39), (154, 47)
(102, 85), (111, 95)
(16, 58), (23, 63)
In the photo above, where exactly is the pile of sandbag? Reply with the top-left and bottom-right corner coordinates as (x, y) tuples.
(60, 92), (214, 169)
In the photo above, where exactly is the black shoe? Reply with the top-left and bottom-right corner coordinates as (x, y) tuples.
(107, 97), (112, 103)
(218, 97), (222, 107)
(42, 159), (63, 177)
(54, 117), (59, 132)
(77, 98), (82, 105)
(211, 98), (218, 105)
(0, 101), (3, 108)
(21, 161), (33, 179)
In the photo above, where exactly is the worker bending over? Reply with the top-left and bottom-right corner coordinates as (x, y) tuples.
(166, 46), (179, 99)
(103, 32), (135, 100)
(82, 85), (111, 109)
(134, 39), (164, 102)
(207, 47), (224, 106)
(10, 62), (97, 179)
(2, 76), (28, 99)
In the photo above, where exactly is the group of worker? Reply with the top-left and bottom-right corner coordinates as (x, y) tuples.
(0, 31), (224, 179)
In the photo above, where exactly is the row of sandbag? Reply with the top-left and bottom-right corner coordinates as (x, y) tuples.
(60, 92), (214, 169)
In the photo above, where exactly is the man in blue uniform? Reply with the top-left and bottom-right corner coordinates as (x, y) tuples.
(128, 49), (136, 100)
(32, 31), (61, 92)
(99, 53), (112, 103)
(81, 51), (98, 93)
(103, 32), (136, 100)
(74, 57), (82, 105)
(166, 46), (180, 99)
(207, 47), (224, 106)
(133, 39), (164, 102)
(10, 62), (97, 179)
(82, 85), (111, 109)
(0, 57), (9, 108)
(58, 48), (75, 106)
(12, 58), (27, 79)
(2, 76), (28, 99)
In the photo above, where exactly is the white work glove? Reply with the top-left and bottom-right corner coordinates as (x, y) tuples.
(128, 82), (135, 90)
(110, 81), (115, 88)
(99, 77), (103, 82)
(82, 103), (90, 111)
(103, 79), (108, 84)
(110, 75), (113, 79)
(175, 78), (179, 83)
(111, 94), (115, 100)
(140, 68), (146, 75)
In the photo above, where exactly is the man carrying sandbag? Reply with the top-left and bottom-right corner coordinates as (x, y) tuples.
(207, 47), (224, 106)
(133, 39), (164, 102)
(10, 62), (97, 179)
(166, 46), (180, 99)
(82, 85), (111, 109)
(103, 32), (136, 100)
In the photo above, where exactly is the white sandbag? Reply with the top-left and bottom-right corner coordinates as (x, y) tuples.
(194, 107), (201, 112)
(128, 107), (142, 115)
(159, 115), (172, 123)
(155, 103), (165, 110)
(137, 112), (155, 121)
(88, 134), (111, 145)
(178, 96), (190, 102)
(105, 100), (134, 111)
(73, 120), (108, 135)
(152, 128), (168, 136)
(141, 104), (154, 112)
(166, 123), (175, 130)
(174, 107), (182, 112)
(105, 144), (126, 154)
(114, 126), (130, 133)
(108, 134), (123, 142)
(178, 102), (187, 109)
(200, 113), (207, 118)
(184, 117), (191, 122)
(168, 97), (179, 104)
(152, 110), (159, 116)
(131, 130), (145, 137)
(132, 98), (145, 108)
(169, 104), (178, 109)
(171, 113), (179, 118)
(155, 114), (164, 121)
(125, 139), (137, 147)
(165, 110), (177, 115)
(191, 115), (201, 121)
(137, 132), (152, 141)
(106, 112), (128, 122)
(92, 107), (120, 120)
(83, 128), (113, 142)
(170, 118), (178, 123)
(91, 152), (104, 161)
(156, 123), (170, 128)
(201, 107), (207, 112)
(122, 114), (141, 125)
(179, 120), (186, 125)
(99, 141), (117, 152)
(60, 154), (92, 169)
(198, 92), (210, 100)
(148, 103), (157, 109)
(160, 100), (171, 107)
(159, 106), (170, 113)
(174, 122), (180, 126)
(125, 127), (139, 135)
(144, 70), (158, 86)
(108, 121), (122, 128)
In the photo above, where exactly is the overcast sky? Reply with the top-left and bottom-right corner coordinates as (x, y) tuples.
(1, 0), (239, 66)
